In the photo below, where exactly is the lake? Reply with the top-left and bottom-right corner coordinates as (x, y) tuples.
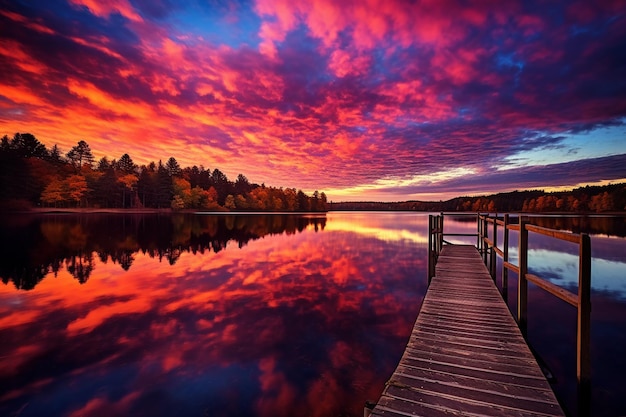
(0, 212), (624, 417)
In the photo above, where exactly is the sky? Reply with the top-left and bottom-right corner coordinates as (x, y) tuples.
(1, 0), (626, 202)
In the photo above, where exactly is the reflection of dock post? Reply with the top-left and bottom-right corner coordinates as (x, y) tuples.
(578, 233), (592, 416)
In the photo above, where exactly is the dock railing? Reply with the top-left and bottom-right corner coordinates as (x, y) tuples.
(427, 212), (479, 285)
(428, 212), (592, 415)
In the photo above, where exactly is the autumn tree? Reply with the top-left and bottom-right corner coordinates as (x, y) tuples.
(319, 192), (328, 211)
(211, 168), (231, 205)
(93, 167), (119, 207)
(172, 177), (192, 208)
(283, 188), (298, 211)
(297, 190), (310, 211)
(248, 187), (269, 210)
(235, 194), (248, 209)
(65, 174), (89, 207)
(235, 174), (252, 195)
(0, 133), (53, 206)
(166, 157), (182, 177)
(40, 177), (65, 207)
(47, 144), (63, 165)
(589, 192), (614, 212)
(118, 173), (138, 208)
(224, 194), (236, 210)
(11, 133), (47, 158)
(205, 186), (220, 209)
(137, 163), (158, 208)
(66, 140), (94, 171)
(97, 157), (111, 171)
(117, 153), (137, 174)
(156, 161), (174, 207)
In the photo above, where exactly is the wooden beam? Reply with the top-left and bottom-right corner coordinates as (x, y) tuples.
(518, 217), (529, 335)
(525, 273), (578, 307)
(526, 224), (580, 244)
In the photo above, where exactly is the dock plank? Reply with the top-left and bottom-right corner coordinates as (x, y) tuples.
(371, 245), (564, 417)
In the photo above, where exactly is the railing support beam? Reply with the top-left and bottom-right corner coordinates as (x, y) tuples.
(502, 214), (509, 302)
(428, 215), (433, 286)
(490, 215), (497, 282)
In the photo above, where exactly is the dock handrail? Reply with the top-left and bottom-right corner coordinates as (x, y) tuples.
(428, 213), (592, 416)
(428, 213), (479, 284)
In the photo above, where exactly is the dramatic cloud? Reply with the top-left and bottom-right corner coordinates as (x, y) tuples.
(1, 0), (625, 200)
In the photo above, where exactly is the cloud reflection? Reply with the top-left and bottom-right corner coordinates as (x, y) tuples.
(0, 213), (424, 417)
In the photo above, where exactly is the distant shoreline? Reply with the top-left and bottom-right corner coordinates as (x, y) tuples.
(20, 208), (177, 214)
(4, 208), (329, 215)
(2, 207), (624, 215)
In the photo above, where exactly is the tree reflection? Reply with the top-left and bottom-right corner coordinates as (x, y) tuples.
(65, 252), (95, 284)
(0, 214), (326, 290)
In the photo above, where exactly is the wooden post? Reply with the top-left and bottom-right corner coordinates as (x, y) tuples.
(428, 215), (433, 286)
(518, 216), (529, 336)
(482, 216), (488, 265)
(476, 213), (480, 249)
(438, 213), (444, 253)
(478, 214), (484, 260)
(502, 214), (509, 302)
(491, 215), (497, 282)
(477, 214), (481, 257)
(578, 233), (591, 415)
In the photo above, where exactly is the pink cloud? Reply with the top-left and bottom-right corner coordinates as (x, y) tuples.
(68, 392), (141, 417)
(69, 0), (143, 22)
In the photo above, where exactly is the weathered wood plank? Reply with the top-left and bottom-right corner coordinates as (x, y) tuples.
(371, 245), (564, 417)
(393, 366), (556, 400)
(404, 340), (539, 367)
(380, 385), (563, 417)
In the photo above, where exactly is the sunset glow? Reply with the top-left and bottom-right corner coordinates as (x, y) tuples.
(1, 1), (625, 201)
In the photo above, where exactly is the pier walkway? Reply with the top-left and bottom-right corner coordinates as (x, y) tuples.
(370, 244), (565, 417)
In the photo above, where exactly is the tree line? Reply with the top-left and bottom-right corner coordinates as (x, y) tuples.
(331, 185), (626, 213)
(0, 133), (328, 212)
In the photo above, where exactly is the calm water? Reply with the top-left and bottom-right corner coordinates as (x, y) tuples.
(0, 212), (625, 417)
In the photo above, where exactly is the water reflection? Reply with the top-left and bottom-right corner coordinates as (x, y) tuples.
(0, 214), (327, 290)
(0, 213), (423, 417)
(1, 213), (625, 417)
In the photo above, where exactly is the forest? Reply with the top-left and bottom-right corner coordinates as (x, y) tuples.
(331, 185), (626, 213)
(2, 132), (624, 214)
(0, 133), (328, 212)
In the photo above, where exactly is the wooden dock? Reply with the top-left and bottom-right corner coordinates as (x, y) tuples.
(370, 244), (565, 417)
